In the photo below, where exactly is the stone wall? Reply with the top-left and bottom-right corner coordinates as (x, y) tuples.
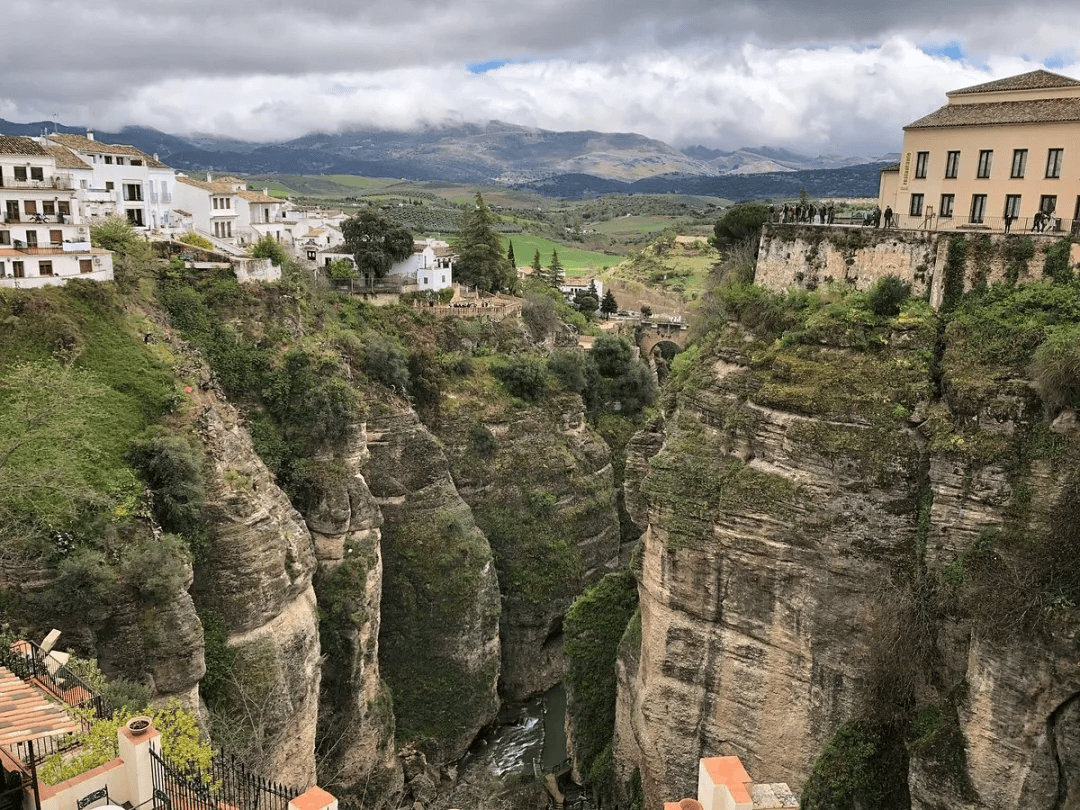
(755, 224), (1080, 305)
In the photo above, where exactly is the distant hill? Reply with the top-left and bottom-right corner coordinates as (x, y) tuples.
(0, 117), (894, 198)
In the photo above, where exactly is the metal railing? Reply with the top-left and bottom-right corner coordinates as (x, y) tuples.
(1, 731), (84, 769)
(0, 177), (74, 190)
(0, 640), (111, 721)
(884, 213), (1077, 235)
(150, 749), (299, 810)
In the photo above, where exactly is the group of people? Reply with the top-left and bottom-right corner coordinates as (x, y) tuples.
(769, 202), (838, 225)
(1031, 210), (1060, 233)
(861, 206), (895, 228)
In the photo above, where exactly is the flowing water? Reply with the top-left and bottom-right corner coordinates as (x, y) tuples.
(463, 683), (568, 777)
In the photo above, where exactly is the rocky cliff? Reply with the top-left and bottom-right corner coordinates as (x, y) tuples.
(191, 389), (321, 788)
(435, 392), (622, 702)
(362, 406), (501, 765)
(614, 284), (1080, 809)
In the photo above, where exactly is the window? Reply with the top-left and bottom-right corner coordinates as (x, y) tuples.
(13, 166), (27, 181)
(57, 201), (70, 216)
(49, 230), (62, 246)
(81, 179), (88, 189)
(13, 261), (25, 278)
(131, 158), (142, 166)
(970, 194), (987, 223)
(1046, 148), (1063, 178)
(910, 194), (924, 217)
(1004, 195), (1022, 218)
(940, 193), (955, 218)
(124, 183), (143, 201)
(80, 259), (93, 274)
(38, 261), (53, 276)
(42, 201), (55, 215)
(126, 209), (144, 226)
(914, 151), (929, 179)
(0, 230), (8, 245)
(1040, 194), (1057, 213)
(104, 155), (113, 164)
(30, 167), (43, 181)
(23, 200), (37, 215)
(0, 262), (5, 277)
(977, 150), (993, 179)
(1011, 149), (1027, 178)
(25, 230), (37, 247)
(105, 181), (114, 191)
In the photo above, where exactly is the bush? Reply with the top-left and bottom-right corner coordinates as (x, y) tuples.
(128, 428), (207, 539)
(493, 356), (549, 400)
(712, 204), (769, 246)
(868, 275), (911, 318)
(521, 294), (560, 340)
(364, 337), (410, 390)
(90, 217), (141, 254)
(592, 335), (631, 378)
(178, 232), (214, 250)
(1031, 324), (1080, 414)
(251, 234), (288, 266)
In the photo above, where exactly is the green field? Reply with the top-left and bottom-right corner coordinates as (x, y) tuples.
(501, 235), (617, 272)
(591, 215), (677, 236)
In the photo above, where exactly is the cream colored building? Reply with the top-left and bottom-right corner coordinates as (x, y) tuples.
(879, 69), (1080, 234)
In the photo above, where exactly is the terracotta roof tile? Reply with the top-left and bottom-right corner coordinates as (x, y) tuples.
(0, 136), (50, 157)
(950, 69), (1080, 96)
(47, 134), (170, 168)
(39, 143), (91, 170)
(0, 666), (81, 748)
(906, 97), (1080, 129)
(702, 756), (752, 805)
(237, 190), (279, 203)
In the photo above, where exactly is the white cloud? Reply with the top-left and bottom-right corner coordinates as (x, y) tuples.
(4, 0), (1080, 153)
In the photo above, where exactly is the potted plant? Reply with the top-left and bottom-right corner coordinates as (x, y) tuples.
(126, 716), (152, 736)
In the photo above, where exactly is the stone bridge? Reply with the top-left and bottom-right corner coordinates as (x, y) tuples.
(638, 320), (690, 359)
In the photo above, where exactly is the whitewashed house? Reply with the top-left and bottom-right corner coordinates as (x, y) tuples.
(387, 238), (454, 291)
(0, 136), (113, 288)
(43, 131), (178, 233)
(174, 174), (292, 247)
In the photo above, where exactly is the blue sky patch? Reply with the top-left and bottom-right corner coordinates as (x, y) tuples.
(467, 59), (511, 74)
(921, 41), (965, 61)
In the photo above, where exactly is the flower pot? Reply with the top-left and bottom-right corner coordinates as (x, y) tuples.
(126, 716), (152, 736)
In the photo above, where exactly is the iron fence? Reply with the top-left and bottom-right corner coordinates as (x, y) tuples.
(1, 731), (83, 769)
(150, 749), (299, 810)
(0, 640), (110, 721)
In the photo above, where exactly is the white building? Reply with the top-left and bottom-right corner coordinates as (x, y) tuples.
(387, 238), (454, 291)
(0, 136), (113, 288)
(43, 131), (178, 233)
(174, 174), (289, 247)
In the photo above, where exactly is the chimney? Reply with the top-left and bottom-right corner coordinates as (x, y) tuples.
(153, 153), (159, 161)
(87, 128), (94, 141)
(206, 172), (212, 182)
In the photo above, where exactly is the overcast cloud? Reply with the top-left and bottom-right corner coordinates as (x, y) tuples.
(4, 0), (1079, 154)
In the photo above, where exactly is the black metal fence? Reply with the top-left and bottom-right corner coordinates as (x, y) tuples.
(0, 640), (111, 722)
(1, 731), (84, 769)
(150, 748), (299, 810)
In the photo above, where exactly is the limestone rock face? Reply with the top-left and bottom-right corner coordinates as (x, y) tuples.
(436, 399), (622, 702)
(617, 373), (924, 806)
(363, 407), (501, 765)
(193, 394), (321, 788)
(304, 424), (403, 808)
(615, 323), (1080, 810)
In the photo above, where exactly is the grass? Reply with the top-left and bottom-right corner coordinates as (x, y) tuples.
(501, 234), (617, 271)
(591, 215), (677, 236)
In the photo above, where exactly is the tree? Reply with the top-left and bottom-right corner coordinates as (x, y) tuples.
(548, 249), (565, 287)
(531, 249), (543, 280)
(507, 240), (516, 268)
(600, 289), (619, 318)
(452, 193), (514, 292)
(90, 216), (141, 253)
(178, 232), (214, 250)
(341, 209), (414, 280)
(328, 258), (357, 280)
(251, 233), (287, 266)
(573, 281), (600, 317)
(712, 203), (770, 247)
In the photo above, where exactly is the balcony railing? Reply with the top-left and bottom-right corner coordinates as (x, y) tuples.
(894, 212), (1078, 235)
(0, 176), (74, 190)
(3, 213), (71, 225)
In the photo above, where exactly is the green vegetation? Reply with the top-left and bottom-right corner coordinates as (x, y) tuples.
(38, 701), (212, 785)
(179, 232), (215, 250)
(800, 720), (909, 810)
(340, 208), (415, 279)
(564, 570), (638, 797)
(251, 234), (288, 266)
(454, 192), (516, 292)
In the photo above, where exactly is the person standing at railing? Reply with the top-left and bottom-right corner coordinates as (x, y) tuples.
(1004, 212), (1013, 233)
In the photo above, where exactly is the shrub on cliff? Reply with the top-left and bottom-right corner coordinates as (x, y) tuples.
(493, 355), (549, 400)
(564, 570), (639, 797)
(1031, 324), (1080, 415)
(867, 275), (911, 318)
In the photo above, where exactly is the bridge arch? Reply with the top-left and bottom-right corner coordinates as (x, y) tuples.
(637, 321), (690, 359)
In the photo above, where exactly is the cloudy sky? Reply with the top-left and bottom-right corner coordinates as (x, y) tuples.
(5, 0), (1080, 156)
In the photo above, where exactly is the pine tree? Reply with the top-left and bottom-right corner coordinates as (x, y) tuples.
(531, 249), (543, 280)
(601, 289), (618, 319)
(548, 248), (564, 287)
(452, 192), (513, 292)
(507, 240), (516, 268)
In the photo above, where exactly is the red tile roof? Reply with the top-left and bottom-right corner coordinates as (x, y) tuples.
(950, 69), (1080, 96)
(702, 756), (752, 805)
(0, 666), (81, 748)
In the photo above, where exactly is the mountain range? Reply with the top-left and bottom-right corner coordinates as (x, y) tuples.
(0, 118), (896, 197)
